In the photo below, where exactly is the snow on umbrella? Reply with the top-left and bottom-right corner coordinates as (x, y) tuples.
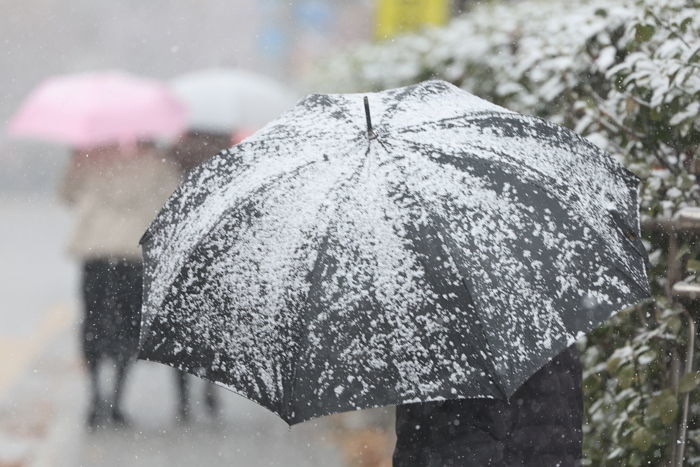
(7, 71), (186, 147)
(138, 80), (650, 425)
(171, 68), (298, 134)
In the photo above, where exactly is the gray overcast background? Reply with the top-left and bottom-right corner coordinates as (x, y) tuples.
(0, 0), (371, 193)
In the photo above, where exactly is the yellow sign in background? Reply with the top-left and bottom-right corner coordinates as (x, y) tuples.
(375, 0), (449, 40)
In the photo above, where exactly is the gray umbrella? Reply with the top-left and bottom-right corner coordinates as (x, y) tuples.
(138, 80), (650, 425)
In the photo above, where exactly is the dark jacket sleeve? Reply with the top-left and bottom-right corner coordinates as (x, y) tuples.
(393, 346), (582, 467)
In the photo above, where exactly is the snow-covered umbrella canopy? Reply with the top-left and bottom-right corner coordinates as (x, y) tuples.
(138, 80), (650, 425)
(171, 68), (297, 134)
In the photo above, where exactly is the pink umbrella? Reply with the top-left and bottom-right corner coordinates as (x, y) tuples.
(7, 71), (186, 147)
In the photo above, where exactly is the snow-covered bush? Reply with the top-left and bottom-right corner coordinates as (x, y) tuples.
(309, 0), (700, 464)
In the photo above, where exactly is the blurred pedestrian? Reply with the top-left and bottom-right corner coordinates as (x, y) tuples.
(60, 142), (180, 429)
(167, 130), (231, 422)
(168, 130), (231, 173)
(393, 346), (582, 466)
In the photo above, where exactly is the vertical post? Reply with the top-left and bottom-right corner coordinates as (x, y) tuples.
(667, 231), (681, 467)
(676, 310), (696, 466)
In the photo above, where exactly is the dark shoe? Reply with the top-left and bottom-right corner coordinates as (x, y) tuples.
(110, 408), (130, 427)
(204, 394), (219, 418)
(204, 388), (220, 418)
(177, 404), (191, 424)
(86, 405), (101, 431)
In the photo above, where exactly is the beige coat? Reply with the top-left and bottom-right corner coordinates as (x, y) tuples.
(60, 146), (181, 260)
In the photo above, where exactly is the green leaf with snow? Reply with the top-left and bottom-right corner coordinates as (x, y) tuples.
(679, 372), (700, 393)
(635, 24), (656, 42)
(631, 427), (653, 451)
(648, 391), (678, 425)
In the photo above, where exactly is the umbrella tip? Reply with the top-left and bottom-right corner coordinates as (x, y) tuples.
(363, 96), (376, 140)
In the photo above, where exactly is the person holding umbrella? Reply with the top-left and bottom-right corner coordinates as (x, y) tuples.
(136, 80), (649, 463)
(59, 142), (181, 428)
(393, 346), (583, 465)
(8, 71), (185, 428)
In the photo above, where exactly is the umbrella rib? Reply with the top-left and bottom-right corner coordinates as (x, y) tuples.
(416, 193), (510, 398)
(395, 137), (649, 393)
(159, 139), (366, 422)
(459, 277), (511, 400)
(240, 129), (348, 149)
(394, 134), (555, 188)
(385, 137), (645, 397)
(153, 158), (319, 292)
(397, 111), (635, 183)
(375, 80), (455, 128)
(373, 85), (425, 128)
(280, 140), (373, 421)
(393, 135), (645, 274)
(427, 217), (511, 397)
(376, 140), (512, 399)
(150, 159), (325, 410)
(395, 110), (514, 135)
(299, 93), (364, 134)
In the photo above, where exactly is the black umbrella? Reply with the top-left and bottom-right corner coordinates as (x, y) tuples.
(138, 80), (650, 425)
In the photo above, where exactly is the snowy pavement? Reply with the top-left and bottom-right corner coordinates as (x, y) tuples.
(0, 314), (346, 467)
(0, 197), (369, 466)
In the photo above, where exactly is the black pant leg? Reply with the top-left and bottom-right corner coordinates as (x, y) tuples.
(81, 259), (111, 365)
(110, 259), (144, 363)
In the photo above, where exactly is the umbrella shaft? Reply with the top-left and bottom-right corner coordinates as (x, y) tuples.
(363, 96), (376, 139)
